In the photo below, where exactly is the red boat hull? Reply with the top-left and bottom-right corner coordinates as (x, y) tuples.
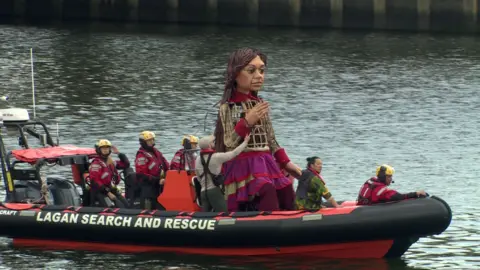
(13, 238), (394, 258)
(0, 196), (451, 259)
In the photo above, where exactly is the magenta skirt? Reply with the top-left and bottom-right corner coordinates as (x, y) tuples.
(222, 152), (292, 211)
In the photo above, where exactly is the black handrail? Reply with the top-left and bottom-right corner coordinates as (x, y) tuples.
(3, 121), (56, 148)
(0, 120), (56, 202)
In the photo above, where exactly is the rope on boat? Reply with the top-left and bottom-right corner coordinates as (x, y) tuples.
(39, 171), (50, 205)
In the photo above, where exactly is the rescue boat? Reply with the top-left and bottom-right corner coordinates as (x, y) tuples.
(0, 109), (452, 259)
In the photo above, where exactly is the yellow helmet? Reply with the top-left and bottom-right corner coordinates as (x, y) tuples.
(139, 131), (155, 141)
(96, 139), (112, 148)
(182, 135), (199, 146)
(376, 164), (395, 177)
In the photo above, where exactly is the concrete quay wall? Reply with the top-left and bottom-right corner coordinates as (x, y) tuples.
(0, 0), (478, 33)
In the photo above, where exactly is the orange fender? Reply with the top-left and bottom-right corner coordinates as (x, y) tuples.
(157, 170), (201, 212)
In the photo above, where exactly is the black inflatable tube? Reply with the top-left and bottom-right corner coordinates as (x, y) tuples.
(0, 197), (452, 248)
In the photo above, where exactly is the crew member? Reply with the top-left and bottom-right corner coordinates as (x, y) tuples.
(135, 131), (170, 210)
(88, 139), (129, 208)
(170, 135), (199, 171)
(357, 164), (427, 205)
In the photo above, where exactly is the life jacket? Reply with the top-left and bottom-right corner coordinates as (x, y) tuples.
(357, 177), (386, 205)
(170, 149), (197, 171)
(88, 156), (121, 189)
(135, 147), (168, 179)
(295, 168), (325, 200)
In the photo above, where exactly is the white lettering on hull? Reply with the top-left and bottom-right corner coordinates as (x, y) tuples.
(35, 213), (217, 230)
(0, 210), (17, 216)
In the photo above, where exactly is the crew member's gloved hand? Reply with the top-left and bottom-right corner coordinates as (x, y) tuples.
(118, 153), (129, 163)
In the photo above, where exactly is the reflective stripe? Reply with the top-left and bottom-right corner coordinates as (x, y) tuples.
(376, 187), (388, 196)
(101, 172), (109, 179)
(148, 162), (156, 170)
(362, 187), (370, 197)
(136, 157), (146, 165)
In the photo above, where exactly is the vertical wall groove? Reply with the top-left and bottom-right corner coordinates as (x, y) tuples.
(330, 0), (343, 28)
(374, 0), (386, 29)
(417, 0), (430, 31)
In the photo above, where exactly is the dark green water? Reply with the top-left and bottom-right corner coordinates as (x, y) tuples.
(0, 22), (478, 269)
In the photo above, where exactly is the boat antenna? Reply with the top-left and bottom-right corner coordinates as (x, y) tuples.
(30, 48), (36, 120)
(56, 123), (59, 145)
